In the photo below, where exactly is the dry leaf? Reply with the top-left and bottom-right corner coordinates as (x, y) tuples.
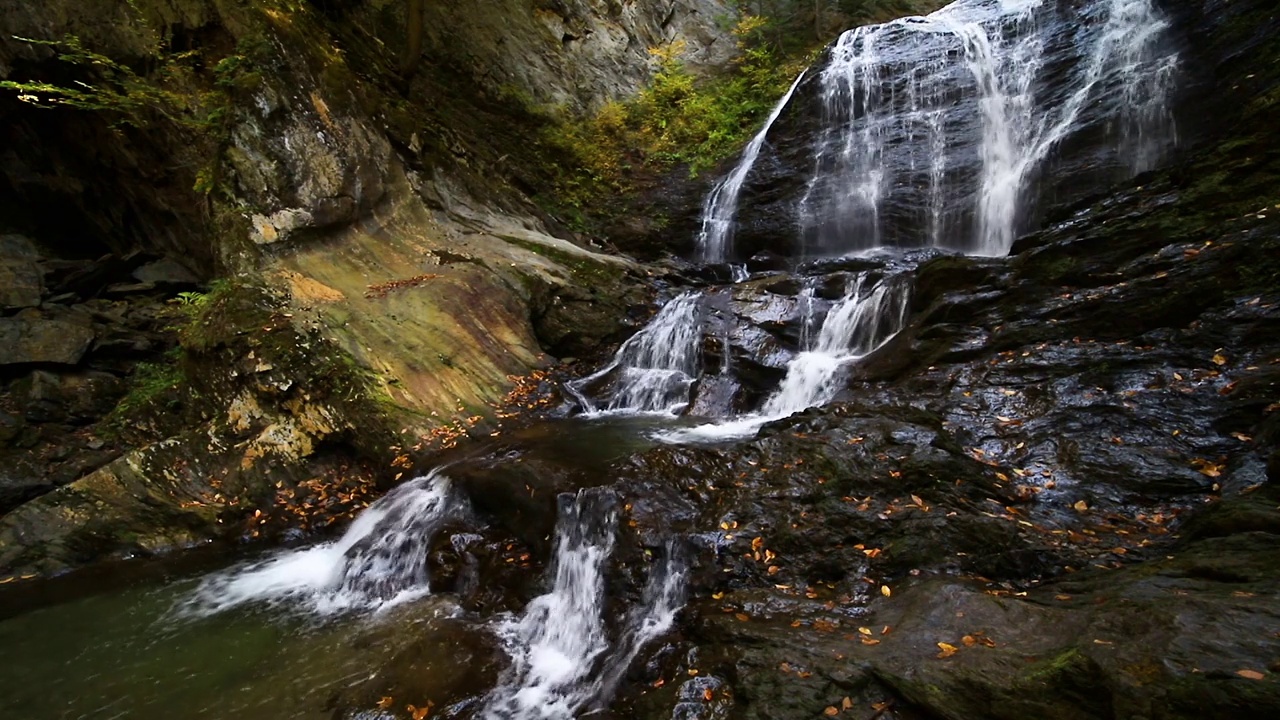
(735, 613), (750, 622)
(703, 688), (714, 701)
(823, 707), (839, 716)
(1212, 353), (1228, 366)
(842, 696), (854, 710)
(1237, 669), (1266, 680)
(962, 635), (977, 647)
(1073, 500), (1089, 512)
(376, 697), (394, 710)
(881, 585), (892, 597)
(936, 642), (958, 658)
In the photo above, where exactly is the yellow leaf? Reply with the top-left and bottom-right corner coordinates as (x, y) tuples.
(936, 642), (958, 658)
(376, 696), (394, 710)
(712, 591), (724, 600)
(1073, 500), (1089, 512)
(880, 585), (892, 597)
(1237, 669), (1266, 680)
(1212, 353), (1228, 366)
(858, 626), (873, 636)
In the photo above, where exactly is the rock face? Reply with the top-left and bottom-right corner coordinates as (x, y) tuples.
(0, 0), (735, 573)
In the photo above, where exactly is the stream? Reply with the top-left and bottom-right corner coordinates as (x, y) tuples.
(0, 0), (1188, 718)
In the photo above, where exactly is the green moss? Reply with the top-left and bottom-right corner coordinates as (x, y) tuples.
(1021, 648), (1089, 684)
(499, 235), (626, 288)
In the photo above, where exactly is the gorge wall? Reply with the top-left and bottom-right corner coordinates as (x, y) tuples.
(0, 0), (735, 574)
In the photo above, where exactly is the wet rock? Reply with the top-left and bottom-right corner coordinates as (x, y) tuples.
(0, 312), (95, 366)
(131, 256), (200, 287)
(0, 468), (52, 514)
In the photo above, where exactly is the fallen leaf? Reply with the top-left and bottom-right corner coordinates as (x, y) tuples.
(376, 696), (394, 710)
(703, 688), (714, 701)
(1074, 500), (1089, 512)
(962, 635), (977, 647)
(823, 707), (839, 716)
(936, 642), (958, 659)
(735, 613), (750, 622)
(881, 585), (892, 597)
(1237, 669), (1266, 680)
(1212, 353), (1228, 366)
(842, 696), (854, 710)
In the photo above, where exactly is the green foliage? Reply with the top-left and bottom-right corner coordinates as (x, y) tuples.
(0, 35), (208, 129)
(539, 16), (810, 226)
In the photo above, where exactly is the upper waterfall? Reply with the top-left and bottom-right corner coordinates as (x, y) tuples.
(697, 0), (1180, 262)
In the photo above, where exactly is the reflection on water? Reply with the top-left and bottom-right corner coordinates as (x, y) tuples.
(0, 562), (462, 720)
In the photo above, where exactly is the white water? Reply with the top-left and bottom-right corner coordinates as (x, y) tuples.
(177, 470), (458, 618)
(482, 491), (686, 719)
(790, 0), (1179, 257)
(567, 292), (703, 416)
(660, 274), (909, 442)
(696, 71), (807, 263)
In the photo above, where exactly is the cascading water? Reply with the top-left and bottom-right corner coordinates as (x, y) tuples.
(798, 0), (1178, 257)
(660, 274), (910, 442)
(692, 0), (1179, 262)
(482, 489), (686, 719)
(578, 0), (1180, 437)
(697, 72), (807, 263)
(177, 469), (459, 618)
(567, 292), (703, 415)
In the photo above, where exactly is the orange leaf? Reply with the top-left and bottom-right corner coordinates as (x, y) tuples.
(936, 642), (958, 658)
(376, 696), (394, 710)
(823, 707), (839, 716)
(1237, 669), (1267, 680)
(735, 613), (750, 622)
(703, 688), (714, 701)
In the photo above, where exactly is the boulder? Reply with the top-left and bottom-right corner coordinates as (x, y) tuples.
(0, 313), (95, 366)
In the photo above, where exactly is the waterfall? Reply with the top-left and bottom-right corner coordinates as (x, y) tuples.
(482, 490), (686, 719)
(659, 274), (910, 442)
(761, 274), (910, 416)
(177, 469), (459, 617)
(567, 292), (704, 416)
(696, 71), (807, 263)
(689, 0), (1179, 260)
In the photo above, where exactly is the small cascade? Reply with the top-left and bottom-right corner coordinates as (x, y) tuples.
(568, 292), (704, 415)
(696, 72), (807, 263)
(177, 470), (459, 618)
(660, 274), (910, 442)
(762, 275), (910, 416)
(482, 490), (686, 719)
